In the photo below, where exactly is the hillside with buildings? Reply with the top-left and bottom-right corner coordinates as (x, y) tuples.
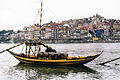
(1, 14), (120, 43)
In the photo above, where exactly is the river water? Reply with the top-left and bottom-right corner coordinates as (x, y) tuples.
(0, 43), (120, 80)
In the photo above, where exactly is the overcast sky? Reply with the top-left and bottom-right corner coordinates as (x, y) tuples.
(0, 0), (120, 31)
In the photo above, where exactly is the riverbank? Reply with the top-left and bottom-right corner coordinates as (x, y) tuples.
(1, 38), (120, 44)
(41, 39), (120, 44)
(1, 40), (120, 44)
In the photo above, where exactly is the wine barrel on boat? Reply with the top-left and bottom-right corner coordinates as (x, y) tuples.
(36, 52), (68, 60)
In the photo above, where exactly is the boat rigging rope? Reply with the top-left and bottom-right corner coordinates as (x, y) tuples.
(21, 44), (25, 53)
(33, 11), (40, 25)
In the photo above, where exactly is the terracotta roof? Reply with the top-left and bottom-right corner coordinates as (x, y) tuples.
(73, 18), (83, 21)
(50, 23), (61, 25)
(46, 31), (52, 33)
(115, 28), (120, 31)
(41, 27), (53, 29)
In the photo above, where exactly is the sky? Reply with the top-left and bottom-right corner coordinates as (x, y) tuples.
(0, 0), (120, 31)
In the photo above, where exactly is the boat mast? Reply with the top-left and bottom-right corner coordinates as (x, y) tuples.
(38, 1), (43, 53)
(39, 1), (43, 39)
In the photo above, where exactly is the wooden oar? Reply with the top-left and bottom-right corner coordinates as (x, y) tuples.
(0, 42), (25, 54)
(98, 57), (120, 65)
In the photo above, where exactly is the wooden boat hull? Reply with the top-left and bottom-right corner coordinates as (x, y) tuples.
(7, 50), (102, 66)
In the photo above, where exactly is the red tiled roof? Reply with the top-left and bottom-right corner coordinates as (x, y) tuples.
(41, 27), (53, 29)
(115, 28), (120, 31)
(50, 23), (61, 25)
(73, 18), (83, 21)
(46, 31), (52, 33)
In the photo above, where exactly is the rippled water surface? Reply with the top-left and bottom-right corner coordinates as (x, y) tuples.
(0, 43), (120, 80)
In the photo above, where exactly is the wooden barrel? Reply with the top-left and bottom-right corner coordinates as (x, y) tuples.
(53, 54), (59, 59)
(37, 52), (46, 59)
(48, 54), (52, 60)
(59, 53), (68, 59)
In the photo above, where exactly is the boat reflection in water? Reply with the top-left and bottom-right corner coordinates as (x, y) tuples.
(14, 64), (101, 80)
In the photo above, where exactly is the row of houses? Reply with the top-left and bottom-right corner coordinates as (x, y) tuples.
(9, 14), (120, 43)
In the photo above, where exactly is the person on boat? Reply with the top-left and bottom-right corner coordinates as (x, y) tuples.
(45, 46), (57, 53)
